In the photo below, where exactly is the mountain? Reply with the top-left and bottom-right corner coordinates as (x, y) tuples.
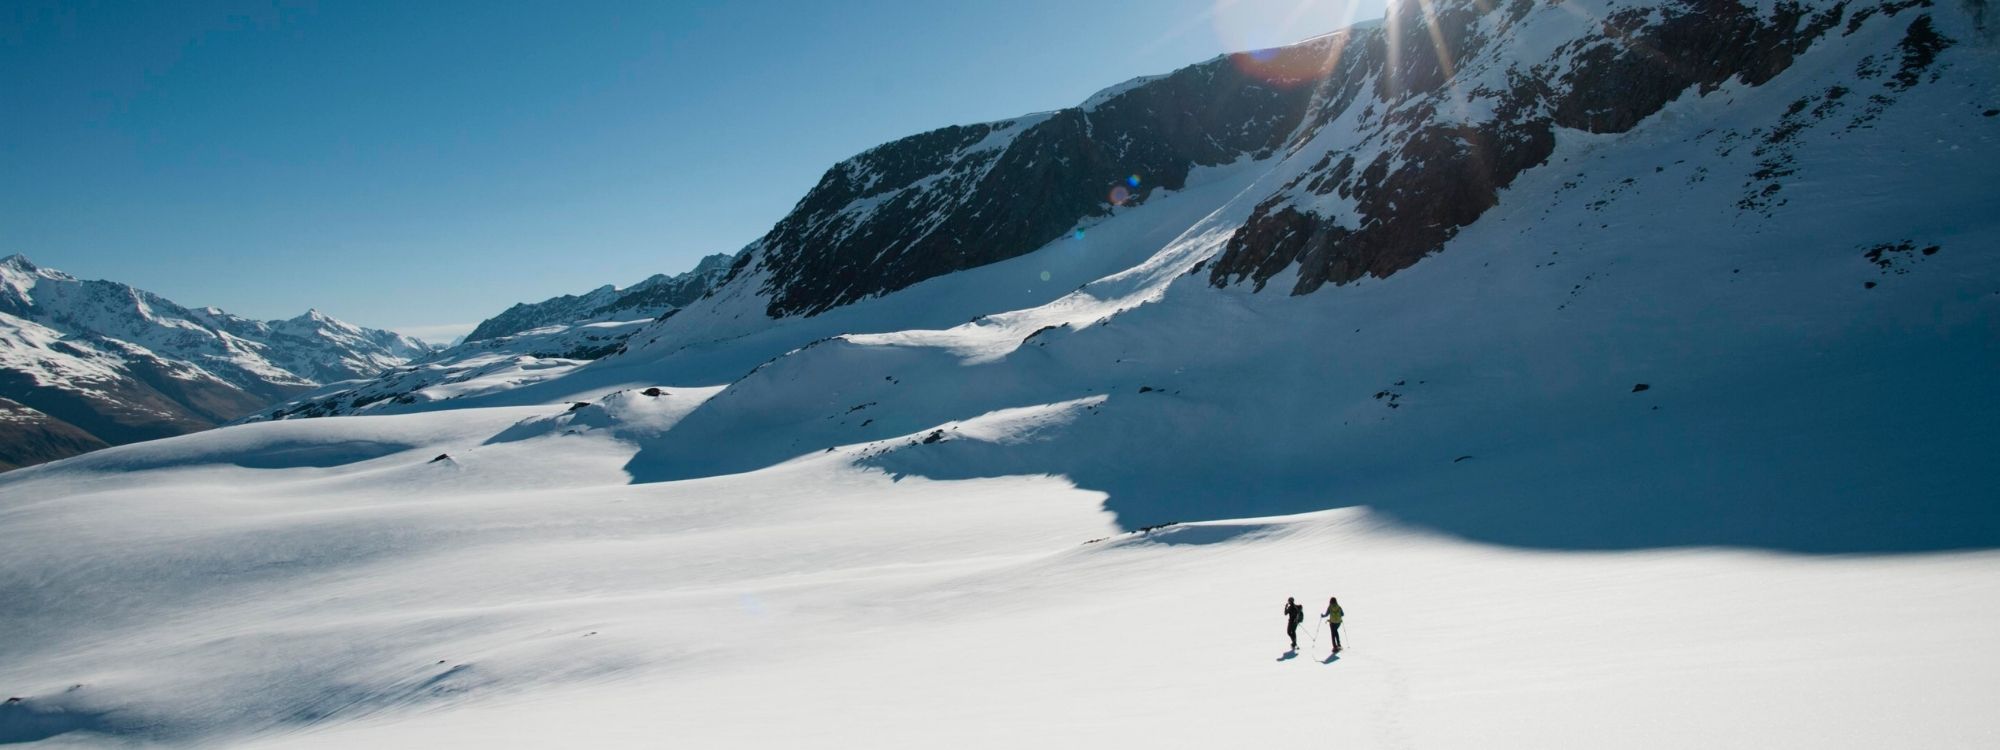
(463, 253), (734, 342)
(670, 0), (1972, 335)
(247, 253), (736, 420)
(0, 254), (434, 468)
(0, 397), (107, 471)
(2, 0), (1997, 745)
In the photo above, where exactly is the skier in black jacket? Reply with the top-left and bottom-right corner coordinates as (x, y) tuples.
(1283, 597), (1305, 650)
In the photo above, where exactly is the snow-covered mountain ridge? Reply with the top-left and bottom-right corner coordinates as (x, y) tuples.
(246, 253), (738, 420)
(463, 253), (734, 342)
(595, 0), (1987, 372)
(0, 254), (433, 467)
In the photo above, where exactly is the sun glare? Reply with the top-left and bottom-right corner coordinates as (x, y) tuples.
(1213, 0), (1369, 87)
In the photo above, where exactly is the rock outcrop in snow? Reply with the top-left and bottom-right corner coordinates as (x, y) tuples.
(732, 44), (1328, 318)
(574, 0), (1998, 547)
(653, 0), (1985, 340)
(1208, 0), (1926, 293)
(0, 254), (433, 467)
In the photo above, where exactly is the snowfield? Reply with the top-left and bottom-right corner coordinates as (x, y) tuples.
(6, 0), (2000, 746)
(3, 422), (1995, 748)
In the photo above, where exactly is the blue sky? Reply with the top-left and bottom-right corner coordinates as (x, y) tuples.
(3, 0), (1384, 341)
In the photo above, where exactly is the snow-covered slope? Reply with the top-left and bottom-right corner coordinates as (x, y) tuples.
(0, 255), (433, 467)
(3, 0), (1997, 745)
(248, 319), (654, 420)
(250, 254), (736, 421)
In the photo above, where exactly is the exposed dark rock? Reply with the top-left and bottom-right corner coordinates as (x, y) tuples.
(1632, 383), (1652, 392)
(1847, 0), (1935, 35)
(428, 453), (452, 464)
(567, 402), (590, 412)
(0, 397), (110, 471)
(745, 44), (1328, 317)
(1864, 240), (1941, 274)
(1888, 15), (1954, 90)
(1211, 0), (1849, 294)
(642, 387), (665, 397)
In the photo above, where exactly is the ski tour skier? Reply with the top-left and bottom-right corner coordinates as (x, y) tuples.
(1283, 597), (1305, 650)
(1322, 596), (1344, 654)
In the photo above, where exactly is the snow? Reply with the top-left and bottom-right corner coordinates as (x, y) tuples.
(0, 313), (129, 394)
(248, 318), (663, 420)
(4, 422), (1995, 747)
(5, 0), (1999, 746)
(1, 257), (430, 401)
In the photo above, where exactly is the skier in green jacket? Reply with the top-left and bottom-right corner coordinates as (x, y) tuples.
(1322, 596), (1344, 654)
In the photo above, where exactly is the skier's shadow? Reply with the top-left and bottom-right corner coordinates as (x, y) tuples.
(1321, 653), (1341, 665)
(1275, 649), (1298, 662)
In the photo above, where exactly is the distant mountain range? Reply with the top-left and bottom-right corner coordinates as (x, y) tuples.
(0, 254), (434, 468)
(247, 252), (737, 420)
(464, 253), (734, 342)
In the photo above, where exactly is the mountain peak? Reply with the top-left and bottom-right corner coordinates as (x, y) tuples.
(1, 253), (35, 271)
(461, 255), (736, 343)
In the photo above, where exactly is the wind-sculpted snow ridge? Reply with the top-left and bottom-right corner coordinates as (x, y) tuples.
(0, 255), (434, 467)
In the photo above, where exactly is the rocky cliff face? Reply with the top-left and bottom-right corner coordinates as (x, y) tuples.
(217, 0), (1994, 428)
(1207, 0), (1886, 293)
(739, 42), (1332, 317)
(675, 0), (1968, 327)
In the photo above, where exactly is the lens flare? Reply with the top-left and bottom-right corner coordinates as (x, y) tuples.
(1109, 185), (1133, 206)
(1126, 175), (1142, 188)
(1212, 0), (1369, 88)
